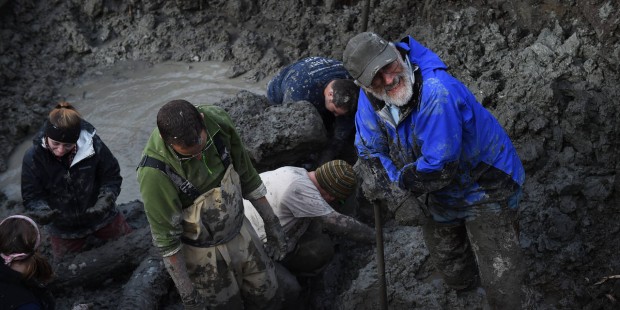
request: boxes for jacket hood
[396,35,448,74]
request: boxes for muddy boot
[422,219,479,291]
[466,206,524,310]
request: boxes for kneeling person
[244,160,375,275]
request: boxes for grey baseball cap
[343,32,398,88]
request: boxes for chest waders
[138,136,278,309]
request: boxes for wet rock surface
[216,90,328,171]
[1,0,619,309]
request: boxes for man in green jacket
[137,100,288,310]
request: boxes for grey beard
[377,79,413,107]
[368,62,414,107]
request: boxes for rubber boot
[422,219,479,291]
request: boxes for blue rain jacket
[355,36,525,208]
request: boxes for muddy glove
[398,163,422,193]
[85,192,116,218]
[182,289,209,310]
[261,215,289,261]
[400,162,457,194]
[251,197,288,260]
[26,202,59,225]
[263,221,289,261]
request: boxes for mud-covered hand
[182,289,209,310]
[263,220,289,261]
[163,253,207,310]
[400,161,457,194]
[398,163,420,193]
[251,197,288,260]
[26,201,59,225]
[85,191,116,217]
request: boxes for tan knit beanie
[315,160,356,200]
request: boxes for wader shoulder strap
[212,134,231,169]
[138,156,202,201]
[136,134,232,203]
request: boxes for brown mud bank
[1,0,619,309]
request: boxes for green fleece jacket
[137,105,266,257]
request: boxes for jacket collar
[37,120,97,167]
[364,58,423,127]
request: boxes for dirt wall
[1,0,619,309]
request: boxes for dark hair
[0,217,53,283]
[157,100,204,147]
[331,79,359,114]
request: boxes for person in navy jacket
[267,57,360,166]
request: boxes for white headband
[0,215,41,266]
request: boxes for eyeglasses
[171,136,213,161]
[368,60,402,90]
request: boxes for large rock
[216,90,328,171]
[1,0,619,308]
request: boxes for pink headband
[0,215,41,266]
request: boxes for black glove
[398,163,419,192]
[85,192,116,217]
[26,202,59,225]
[182,289,209,310]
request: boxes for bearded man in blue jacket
[343,32,526,310]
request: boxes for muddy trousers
[183,219,280,310]
[50,213,132,259]
[422,205,524,310]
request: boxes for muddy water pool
[0,61,268,204]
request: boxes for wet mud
[1,0,619,309]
